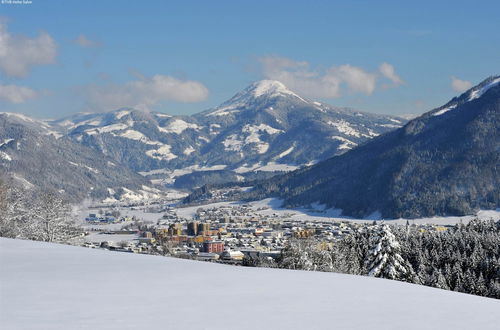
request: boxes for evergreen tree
[365,224,414,281]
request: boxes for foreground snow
[1,238,499,330]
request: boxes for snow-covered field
[176,198,500,225]
[75,198,500,230]
[1,238,499,330]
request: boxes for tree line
[245,220,500,299]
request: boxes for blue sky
[0,0,499,118]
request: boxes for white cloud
[333,64,377,94]
[259,56,400,98]
[0,84,37,103]
[87,74,209,111]
[0,21,57,77]
[74,34,100,48]
[451,76,472,93]
[259,56,342,98]
[379,62,404,85]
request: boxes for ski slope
[1,238,499,330]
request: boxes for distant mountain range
[0,80,406,201]
[0,113,154,202]
[52,80,406,187]
[227,76,500,218]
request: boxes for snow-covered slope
[431,75,500,116]
[0,113,152,202]
[1,238,498,330]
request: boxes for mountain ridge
[0,112,155,202]
[193,76,500,218]
[50,80,407,188]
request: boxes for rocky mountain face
[0,113,156,202]
[52,80,406,187]
[236,76,500,219]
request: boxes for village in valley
[75,198,457,264]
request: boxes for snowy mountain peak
[205,80,307,117]
[249,80,300,99]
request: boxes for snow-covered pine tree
[279,239,333,271]
[365,224,414,281]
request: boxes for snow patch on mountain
[240,124,282,154]
[276,145,295,159]
[433,104,457,116]
[159,119,200,134]
[154,113,171,118]
[243,123,283,136]
[139,164,228,185]
[233,163,260,173]
[222,134,244,152]
[209,123,221,135]
[331,136,358,150]
[68,161,100,174]
[114,110,130,119]
[1,112,39,124]
[256,162,299,172]
[0,151,12,161]
[206,105,241,117]
[234,162,299,173]
[255,142,269,154]
[63,118,103,130]
[85,123,129,135]
[377,123,401,128]
[0,138,14,148]
[116,130,161,145]
[145,145,177,161]
[183,146,195,155]
[327,120,361,137]
[84,165,99,174]
[468,77,500,101]
[366,129,379,137]
[141,185,161,193]
[198,136,210,143]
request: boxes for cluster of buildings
[85,212,135,224]
[85,213,118,224]
[82,203,454,264]
[138,204,363,262]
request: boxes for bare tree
[29,192,79,242]
[0,180,31,238]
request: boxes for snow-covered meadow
[174,198,500,225]
[1,238,499,330]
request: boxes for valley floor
[78,198,500,230]
[173,198,500,225]
[1,238,499,330]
